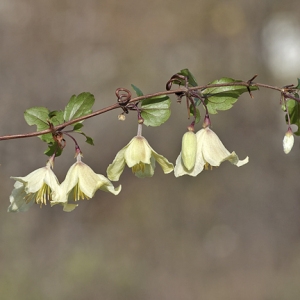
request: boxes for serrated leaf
[203,77,258,114]
[141,95,171,127]
[286,98,300,135]
[64,92,95,122]
[24,107,53,142]
[24,107,50,128]
[131,84,144,96]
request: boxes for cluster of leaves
[133,68,258,127]
[24,93,95,156]
[24,69,261,158]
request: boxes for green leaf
[171,69,198,88]
[189,105,201,124]
[296,78,300,89]
[73,123,84,131]
[141,95,171,127]
[178,69,198,87]
[24,107,53,142]
[64,92,95,122]
[44,142,63,157]
[39,134,53,143]
[80,132,94,145]
[286,97,300,135]
[203,77,258,114]
[49,110,64,126]
[131,84,144,96]
[24,107,50,129]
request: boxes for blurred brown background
[1,0,300,299]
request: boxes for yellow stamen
[204,163,213,170]
[25,183,53,207]
[132,162,145,173]
[71,183,90,201]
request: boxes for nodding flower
[175,127,249,177]
[51,153,121,212]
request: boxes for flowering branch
[0,77,299,141]
[5,68,300,212]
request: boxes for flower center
[132,162,145,173]
[204,163,213,170]
[70,183,90,201]
[25,183,52,207]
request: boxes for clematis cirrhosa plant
[51,151,121,212]
[8,156,61,212]
[107,124,174,181]
[174,126,249,177]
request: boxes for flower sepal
[51,154,121,211]
[107,127,174,181]
[8,158,61,212]
[175,127,249,177]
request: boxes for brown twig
[0,80,298,141]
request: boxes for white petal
[76,163,103,198]
[174,153,187,177]
[106,147,127,181]
[12,168,48,193]
[199,128,249,168]
[7,181,35,212]
[98,174,122,195]
[174,151,205,177]
[151,151,174,174]
[201,128,231,166]
[56,160,122,206]
[124,136,152,167]
[59,163,79,197]
[220,151,249,167]
[63,203,78,212]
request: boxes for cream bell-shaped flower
[175,127,249,177]
[8,159,60,212]
[107,126,174,181]
[51,154,121,212]
[283,128,294,154]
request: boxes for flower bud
[118,114,126,121]
[181,131,197,171]
[283,129,294,154]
